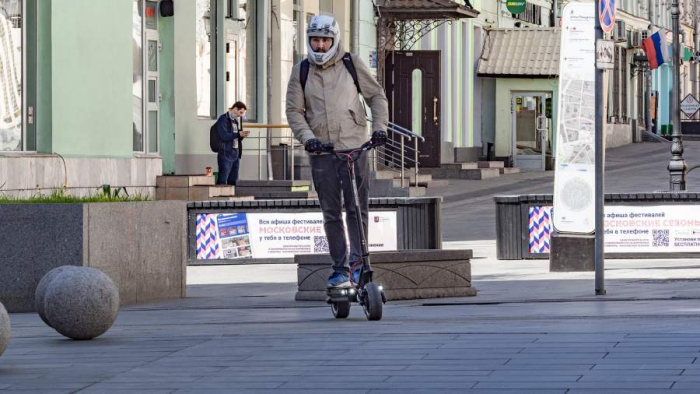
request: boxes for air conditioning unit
[614,20,627,43]
[630,31,642,48]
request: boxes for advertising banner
[529,205,700,254]
[217,213,253,259]
[604,206,700,253]
[196,211,398,260]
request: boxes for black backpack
[210,123,220,153]
[300,53,361,94]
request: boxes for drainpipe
[352,0,360,54]
[496,0,502,28]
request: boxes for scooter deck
[326,286,359,303]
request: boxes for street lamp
[668,0,688,191]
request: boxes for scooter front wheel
[331,301,351,319]
[362,283,383,321]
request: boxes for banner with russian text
[603,205,700,253]
[195,211,398,260]
[529,205,700,254]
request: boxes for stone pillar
[549,233,595,272]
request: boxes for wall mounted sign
[507,0,527,15]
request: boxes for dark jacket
[216,113,245,159]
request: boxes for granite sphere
[35,265,81,327]
[43,267,119,340]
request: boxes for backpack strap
[300,59,309,92]
[342,53,361,94]
[300,54,361,94]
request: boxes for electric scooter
[322,140,387,321]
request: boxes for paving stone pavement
[3,142,700,393]
[5,254,700,393]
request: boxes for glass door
[512,92,552,171]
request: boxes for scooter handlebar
[320,140,375,154]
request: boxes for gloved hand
[371,130,388,147]
[305,138,324,153]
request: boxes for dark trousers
[217,149,240,186]
[310,153,369,274]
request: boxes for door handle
[433,97,438,125]
[536,116,547,131]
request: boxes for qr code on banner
[314,236,330,253]
[653,229,670,247]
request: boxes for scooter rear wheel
[362,283,383,321]
[331,301,351,319]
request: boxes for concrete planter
[188,197,443,265]
[495,193,700,260]
[0,201,187,312]
[295,250,476,301]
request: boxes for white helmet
[306,15,340,66]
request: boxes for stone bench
[295,250,477,301]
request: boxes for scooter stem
[347,156,372,286]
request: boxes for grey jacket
[285,44,389,150]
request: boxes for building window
[203,0,258,121]
[133,1,144,151]
[196,0,212,118]
[133,0,159,153]
[609,46,628,123]
[513,3,542,26]
[293,1,304,65]
[0,0,23,152]
[319,0,333,15]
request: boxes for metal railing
[239,121,424,188]
[374,121,425,188]
[242,124,296,181]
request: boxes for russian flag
[643,30,670,70]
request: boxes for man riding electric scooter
[285,15,388,290]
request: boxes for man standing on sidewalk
[285,15,388,288]
[216,101,249,186]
